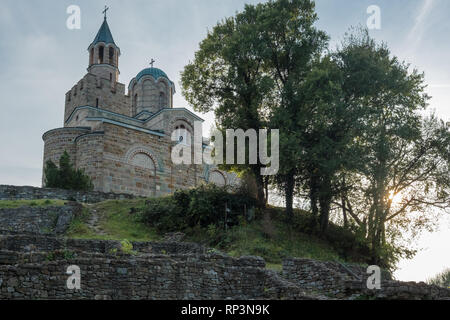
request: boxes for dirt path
[85,204,107,236]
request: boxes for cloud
[407,0,436,49]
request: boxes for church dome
[135,67,171,83]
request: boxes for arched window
[98,46,104,64]
[109,47,115,65]
[130,153,156,175]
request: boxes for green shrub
[44,151,93,191]
[120,239,136,255]
[139,184,257,233]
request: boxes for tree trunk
[253,168,266,207]
[309,176,319,230]
[318,178,332,235]
[264,176,269,205]
[341,195,348,228]
[285,172,295,223]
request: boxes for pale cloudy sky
[0,0,448,281]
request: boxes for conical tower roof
[91,17,116,46]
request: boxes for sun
[388,190,403,206]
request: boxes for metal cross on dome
[102,5,109,19]
[150,59,155,68]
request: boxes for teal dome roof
[135,67,171,83]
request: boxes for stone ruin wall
[283,258,450,300]
[0,185,134,203]
[0,234,309,300]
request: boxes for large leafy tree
[181,4,275,205]
[332,31,450,267]
[256,0,328,222]
[181,0,328,211]
[288,55,362,233]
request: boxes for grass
[187,218,341,265]
[67,199,159,242]
[65,199,360,266]
[0,199,66,209]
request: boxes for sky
[0,0,448,282]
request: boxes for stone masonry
[0,185,134,203]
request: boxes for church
[42,16,237,197]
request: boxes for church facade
[42,17,237,197]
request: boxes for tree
[44,151,93,191]
[332,30,450,267]
[181,0,328,213]
[181,4,274,205]
[255,0,328,222]
[290,55,361,234]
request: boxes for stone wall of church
[100,123,207,196]
[64,73,130,123]
[75,133,105,191]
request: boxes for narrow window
[133,94,138,109]
[98,46,104,64]
[109,47,114,65]
[96,98,99,108]
[159,92,165,108]
[110,73,112,81]
[90,48,94,65]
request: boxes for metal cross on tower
[150,59,155,68]
[102,6,109,19]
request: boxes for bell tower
[87,9,120,83]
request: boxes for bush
[427,268,450,288]
[120,239,136,255]
[139,184,257,233]
[44,151,93,191]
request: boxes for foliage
[120,239,136,255]
[44,151,93,191]
[138,184,257,233]
[330,29,450,267]
[427,268,450,288]
[66,207,92,237]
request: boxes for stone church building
[42,17,236,197]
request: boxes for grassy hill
[65,198,369,270]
